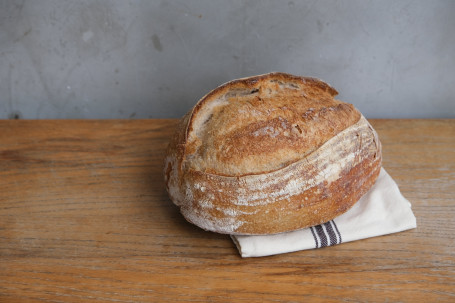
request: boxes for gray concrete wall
[1,0,454,119]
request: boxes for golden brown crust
[184,73,360,176]
[164,72,382,235]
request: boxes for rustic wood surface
[0,119,454,302]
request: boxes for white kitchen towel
[231,168,417,258]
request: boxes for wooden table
[1,119,454,302]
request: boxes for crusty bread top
[184,72,361,176]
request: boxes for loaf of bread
[164,72,382,235]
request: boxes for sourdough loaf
[164,72,382,235]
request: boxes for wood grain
[0,119,454,302]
